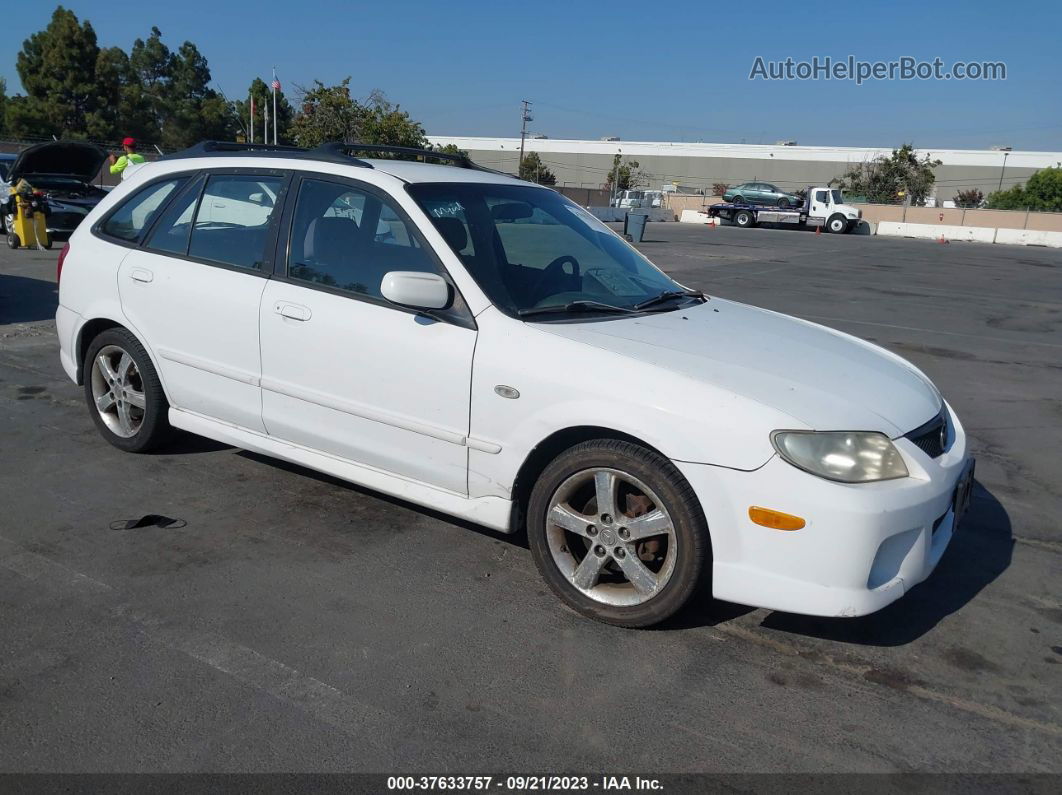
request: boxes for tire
[776,197,790,209]
[731,195,745,205]
[826,213,848,234]
[734,209,755,228]
[7,232,19,249]
[83,327,172,453]
[527,439,709,628]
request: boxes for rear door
[258,174,476,494]
[115,169,289,432]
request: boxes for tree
[833,144,941,204]
[953,188,984,208]
[603,154,648,192]
[0,77,6,136]
[711,182,729,197]
[986,165,1062,211]
[8,6,101,138]
[129,25,173,137]
[519,151,556,185]
[86,46,157,142]
[290,79,429,150]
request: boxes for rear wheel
[528,440,709,628]
[83,328,172,452]
[734,209,755,228]
[731,195,745,204]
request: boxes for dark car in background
[2,142,108,237]
[723,181,803,208]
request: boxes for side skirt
[169,408,515,533]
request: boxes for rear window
[187,174,284,270]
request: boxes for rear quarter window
[99,178,186,243]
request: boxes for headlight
[771,431,908,483]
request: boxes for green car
[723,182,803,208]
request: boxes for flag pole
[272,67,279,145]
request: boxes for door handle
[130,268,154,283]
[274,302,311,321]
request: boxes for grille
[905,409,948,458]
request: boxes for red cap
[122,137,137,148]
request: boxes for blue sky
[4,0,1061,150]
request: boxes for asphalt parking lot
[1,224,1060,773]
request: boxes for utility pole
[997,151,1009,192]
[518,100,533,174]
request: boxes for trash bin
[625,211,649,243]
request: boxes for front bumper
[676,402,973,617]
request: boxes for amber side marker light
[749,506,806,531]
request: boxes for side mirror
[380,271,451,310]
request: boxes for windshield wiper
[632,289,706,311]
[517,300,638,318]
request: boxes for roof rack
[163,140,512,177]
[312,142,475,168]
[163,140,372,167]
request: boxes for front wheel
[826,214,848,234]
[528,440,709,628]
[83,328,172,452]
[776,197,790,208]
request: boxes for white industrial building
[426,136,1062,200]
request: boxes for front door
[117,170,287,432]
[810,189,832,219]
[258,175,476,494]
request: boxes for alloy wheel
[90,345,146,438]
[545,467,677,607]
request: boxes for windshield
[831,189,844,203]
[408,182,690,318]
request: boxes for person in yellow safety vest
[108,137,147,180]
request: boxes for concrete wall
[853,204,1062,232]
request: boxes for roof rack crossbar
[312,142,475,168]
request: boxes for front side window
[815,190,829,203]
[187,174,284,269]
[287,178,438,298]
[409,183,691,318]
[100,178,185,243]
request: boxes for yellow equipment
[6,179,51,250]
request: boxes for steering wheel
[531,255,581,303]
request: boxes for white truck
[708,186,863,233]
[613,189,663,209]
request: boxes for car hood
[535,299,941,437]
[10,141,107,183]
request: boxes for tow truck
[707,186,863,233]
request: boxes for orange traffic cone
[937,234,948,244]
[815,226,821,236]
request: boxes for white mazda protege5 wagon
[55,141,975,627]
